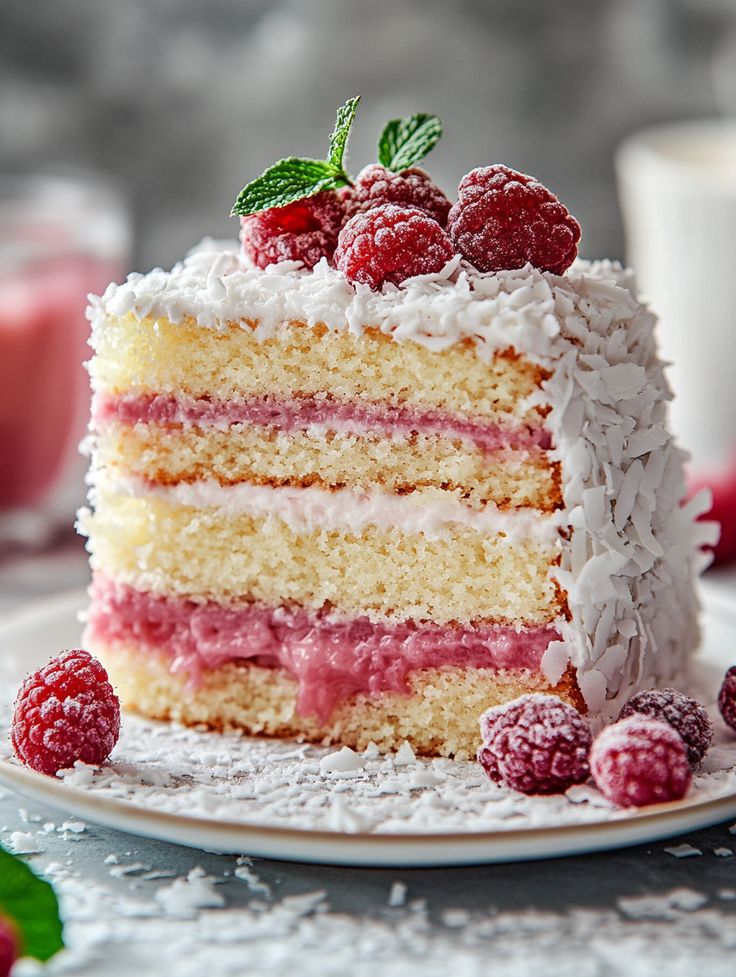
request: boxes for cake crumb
[387,881,407,908]
[663,843,702,858]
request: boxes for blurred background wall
[3,0,736,269]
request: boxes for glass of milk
[617,120,736,563]
[0,172,131,548]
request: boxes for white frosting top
[87,241,719,717]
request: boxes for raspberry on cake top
[79,98,717,758]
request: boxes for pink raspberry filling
[87,578,562,722]
[92,392,552,454]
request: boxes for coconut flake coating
[477,693,591,795]
[617,687,713,765]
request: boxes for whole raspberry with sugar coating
[12,649,120,776]
[590,716,691,807]
[718,666,736,731]
[240,189,346,270]
[447,164,581,274]
[0,918,17,977]
[477,693,592,795]
[335,204,455,290]
[617,688,713,765]
[348,165,451,226]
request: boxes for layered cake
[79,101,716,757]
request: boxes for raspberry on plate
[718,666,736,731]
[0,918,16,977]
[12,649,121,776]
[347,165,451,226]
[477,693,592,795]
[240,190,346,270]
[617,687,713,765]
[590,716,691,808]
[335,204,455,290]
[447,164,581,275]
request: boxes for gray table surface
[2,541,736,977]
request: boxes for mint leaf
[327,95,361,172]
[230,157,346,217]
[0,848,63,962]
[378,113,443,172]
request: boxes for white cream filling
[106,476,562,543]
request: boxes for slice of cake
[79,100,716,758]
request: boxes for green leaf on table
[230,157,346,217]
[327,95,361,172]
[0,847,64,962]
[377,113,443,172]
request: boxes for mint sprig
[231,96,360,217]
[0,847,64,962]
[377,113,443,172]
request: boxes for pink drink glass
[0,173,131,544]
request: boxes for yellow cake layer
[82,492,564,625]
[91,315,551,423]
[95,425,562,512]
[96,641,584,759]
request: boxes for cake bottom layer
[97,642,585,759]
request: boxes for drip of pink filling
[93,392,551,454]
[88,578,561,723]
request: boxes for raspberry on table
[718,666,736,731]
[617,687,713,765]
[11,649,121,776]
[240,190,346,270]
[590,716,691,808]
[476,693,592,795]
[335,204,455,290]
[447,164,581,275]
[347,165,451,226]
[0,918,17,977]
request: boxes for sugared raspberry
[0,918,17,977]
[617,688,713,766]
[447,164,581,275]
[477,694,592,795]
[12,649,120,776]
[347,165,451,226]
[240,190,346,270]
[590,716,691,808]
[718,666,736,731]
[335,204,455,290]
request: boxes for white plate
[0,588,735,867]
